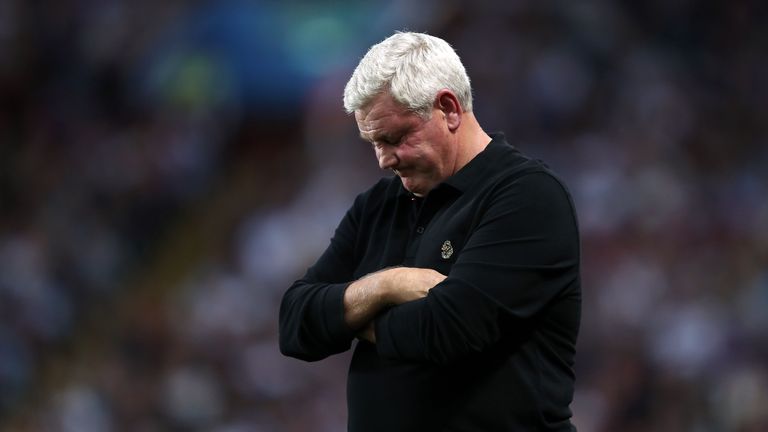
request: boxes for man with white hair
[280,31,581,431]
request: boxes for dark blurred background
[1,0,767,431]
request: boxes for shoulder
[356,175,401,200]
[349,175,404,213]
[487,140,572,198]
[482,144,577,220]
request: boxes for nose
[376,145,398,170]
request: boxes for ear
[434,90,462,132]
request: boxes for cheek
[406,146,437,168]
[394,144,417,164]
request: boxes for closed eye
[381,134,403,146]
[362,129,407,148]
[370,137,395,149]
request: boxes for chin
[402,180,429,197]
[400,171,438,192]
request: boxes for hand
[382,267,447,305]
[357,322,376,343]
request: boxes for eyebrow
[360,128,407,144]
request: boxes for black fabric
[279,134,581,431]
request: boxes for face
[355,92,458,196]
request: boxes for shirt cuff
[327,282,358,343]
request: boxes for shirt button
[416,226,425,234]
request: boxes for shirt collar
[443,132,510,193]
[397,132,512,198]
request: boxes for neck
[454,112,492,172]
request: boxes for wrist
[376,267,401,306]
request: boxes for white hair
[343,32,473,117]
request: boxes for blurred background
[1,0,767,431]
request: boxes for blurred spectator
[1,0,766,431]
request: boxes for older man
[280,31,581,431]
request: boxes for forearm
[343,270,392,330]
[279,280,357,361]
[280,266,439,357]
[344,267,446,340]
[374,280,502,364]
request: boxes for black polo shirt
[280,134,581,431]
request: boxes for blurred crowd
[1,1,767,431]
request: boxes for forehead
[355,93,419,139]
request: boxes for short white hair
[343,32,473,117]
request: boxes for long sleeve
[374,172,581,364]
[278,196,362,362]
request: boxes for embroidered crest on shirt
[441,240,454,259]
